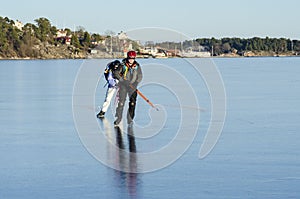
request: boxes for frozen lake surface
[0,58,300,198]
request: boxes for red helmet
[127,50,137,59]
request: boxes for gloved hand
[108,78,116,87]
[107,71,116,87]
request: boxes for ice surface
[0,58,300,198]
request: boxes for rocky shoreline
[1,42,299,60]
[1,51,299,60]
[0,43,86,60]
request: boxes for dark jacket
[104,60,122,81]
[119,58,143,87]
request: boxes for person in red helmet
[114,50,143,126]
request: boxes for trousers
[115,85,137,123]
[101,86,117,113]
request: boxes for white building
[14,20,24,30]
[56,29,67,38]
[118,31,128,40]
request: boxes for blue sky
[1,0,299,40]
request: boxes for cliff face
[1,41,299,60]
[243,51,297,57]
[34,43,86,59]
[0,42,86,60]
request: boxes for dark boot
[114,117,122,126]
[97,110,105,118]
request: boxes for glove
[108,78,116,87]
[107,71,116,87]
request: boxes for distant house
[91,41,100,45]
[181,46,211,57]
[65,37,71,45]
[55,29,72,45]
[14,20,24,30]
[140,46,168,58]
[88,49,98,54]
[118,31,128,40]
[56,29,67,38]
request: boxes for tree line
[153,38,300,56]
[0,16,104,58]
[196,37,300,56]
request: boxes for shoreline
[1,55,300,60]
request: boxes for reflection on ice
[101,118,140,198]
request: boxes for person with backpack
[114,51,143,126]
[97,60,122,118]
